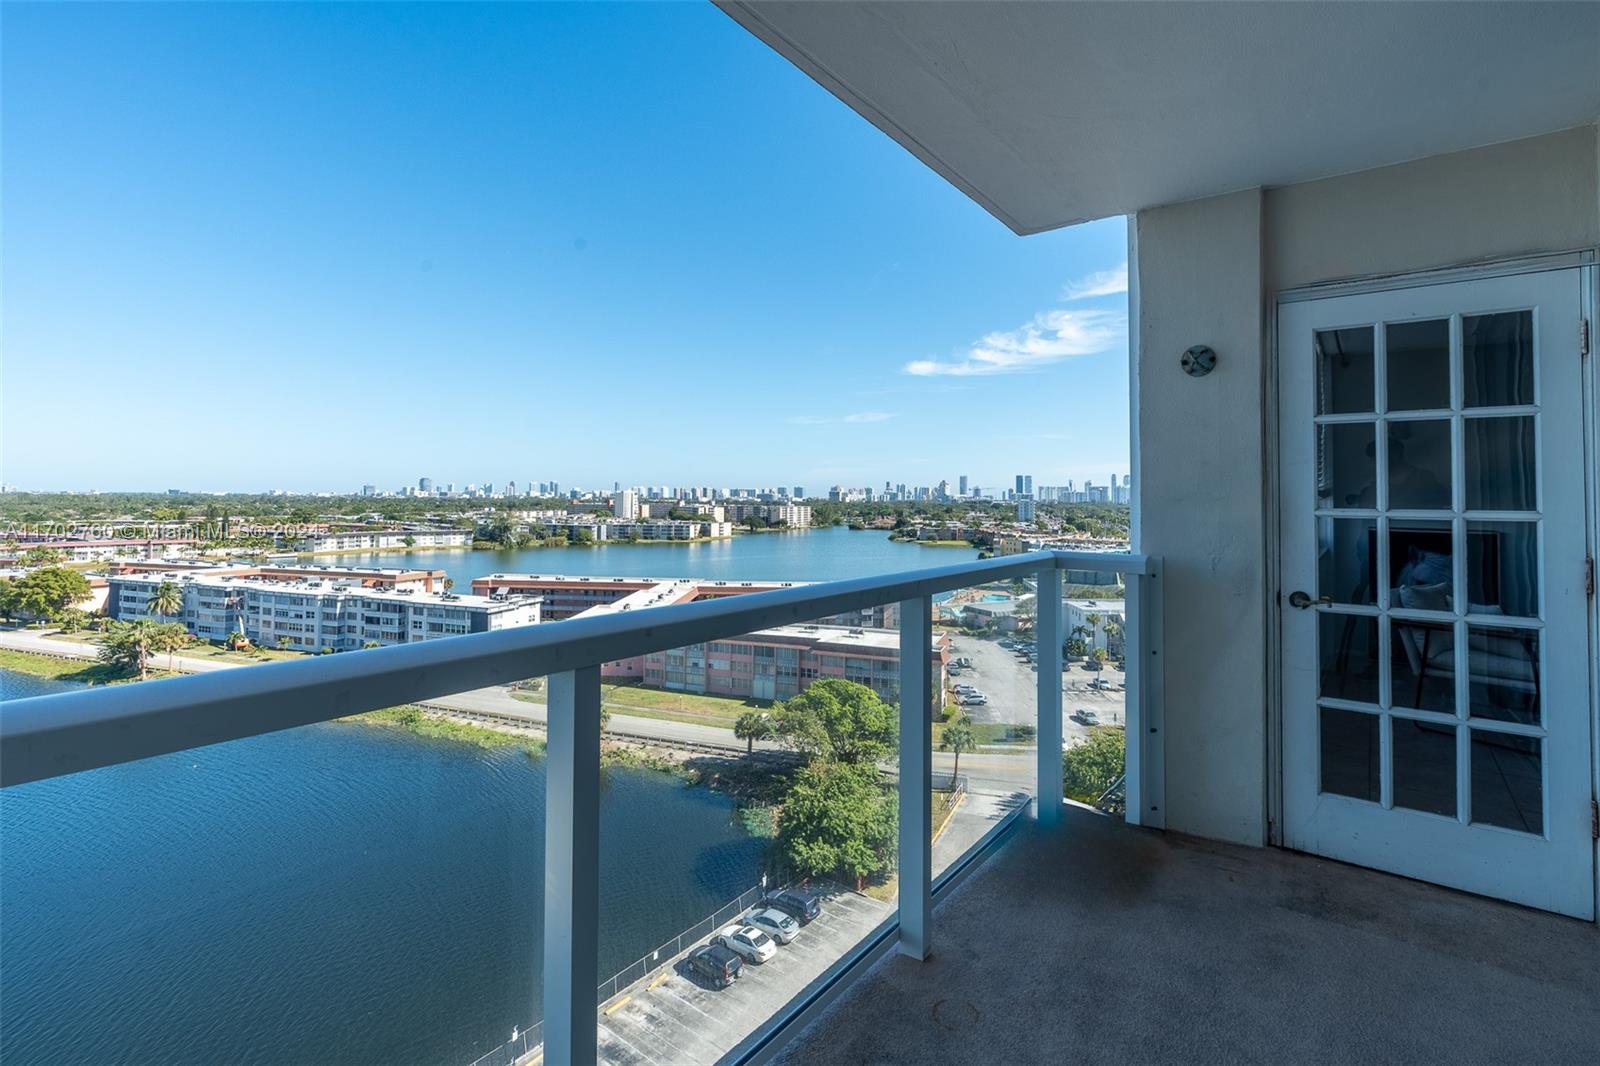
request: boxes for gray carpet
[772,808,1600,1065]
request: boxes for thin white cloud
[903,307,1124,378]
[785,411,896,425]
[1061,262,1128,301]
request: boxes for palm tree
[147,580,184,621]
[154,622,190,672]
[940,713,978,782]
[734,711,775,754]
[1102,619,1124,658]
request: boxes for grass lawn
[0,647,174,685]
[44,631,306,664]
[512,681,763,730]
[351,705,544,753]
[933,719,1032,747]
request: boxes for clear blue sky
[2,1,1129,495]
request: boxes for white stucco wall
[1132,188,1268,846]
[1132,126,1598,849]
[1265,125,1599,291]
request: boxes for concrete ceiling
[718,1,1600,234]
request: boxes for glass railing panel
[592,602,901,1064]
[1060,575,1129,814]
[0,671,553,1066]
[933,578,1038,876]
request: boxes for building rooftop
[116,570,526,610]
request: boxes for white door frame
[1268,249,1599,920]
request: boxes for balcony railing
[0,548,1160,1066]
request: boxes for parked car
[954,684,977,694]
[687,944,743,989]
[714,924,777,963]
[957,657,972,667]
[767,888,822,925]
[959,694,988,706]
[745,907,800,944]
[1072,709,1102,726]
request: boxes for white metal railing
[0,548,1161,1066]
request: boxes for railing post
[1124,562,1165,828]
[1035,565,1063,826]
[544,666,601,1066]
[897,595,933,960]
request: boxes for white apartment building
[612,489,639,521]
[721,501,812,527]
[295,529,471,553]
[109,571,538,650]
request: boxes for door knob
[1288,590,1329,609]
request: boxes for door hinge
[1583,318,1592,358]
[1592,799,1599,841]
[1587,556,1596,600]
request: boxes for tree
[1102,619,1124,657]
[6,566,92,621]
[98,619,164,680]
[1063,727,1125,803]
[1091,647,1109,670]
[152,622,191,672]
[773,679,897,765]
[940,714,978,782]
[734,711,775,754]
[777,761,897,889]
[20,546,64,567]
[146,580,184,621]
[401,535,417,548]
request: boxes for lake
[0,669,765,1065]
[308,525,978,585]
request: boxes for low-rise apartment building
[294,528,471,553]
[623,622,946,705]
[109,571,537,650]
[721,501,812,527]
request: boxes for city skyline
[2,3,1130,491]
[1,470,1133,501]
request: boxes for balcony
[1,549,1155,1065]
[772,807,1600,1065]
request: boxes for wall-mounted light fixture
[1180,344,1217,377]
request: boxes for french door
[1278,267,1595,919]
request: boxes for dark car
[767,889,822,925]
[686,944,743,989]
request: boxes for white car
[744,907,799,944]
[714,924,777,963]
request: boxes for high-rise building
[614,489,639,521]
[419,477,433,493]
[1015,474,1033,496]
[1017,496,1036,521]
[360,484,377,496]
[958,475,969,496]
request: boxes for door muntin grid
[1310,308,1546,836]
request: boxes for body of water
[0,669,764,1065]
[310,525,978,586]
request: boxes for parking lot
[945,631,1127,749]
[594,884,892,1065]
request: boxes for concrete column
[1035,566,1063,825]
[897,595,933,960]
[544,666,601,1066]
